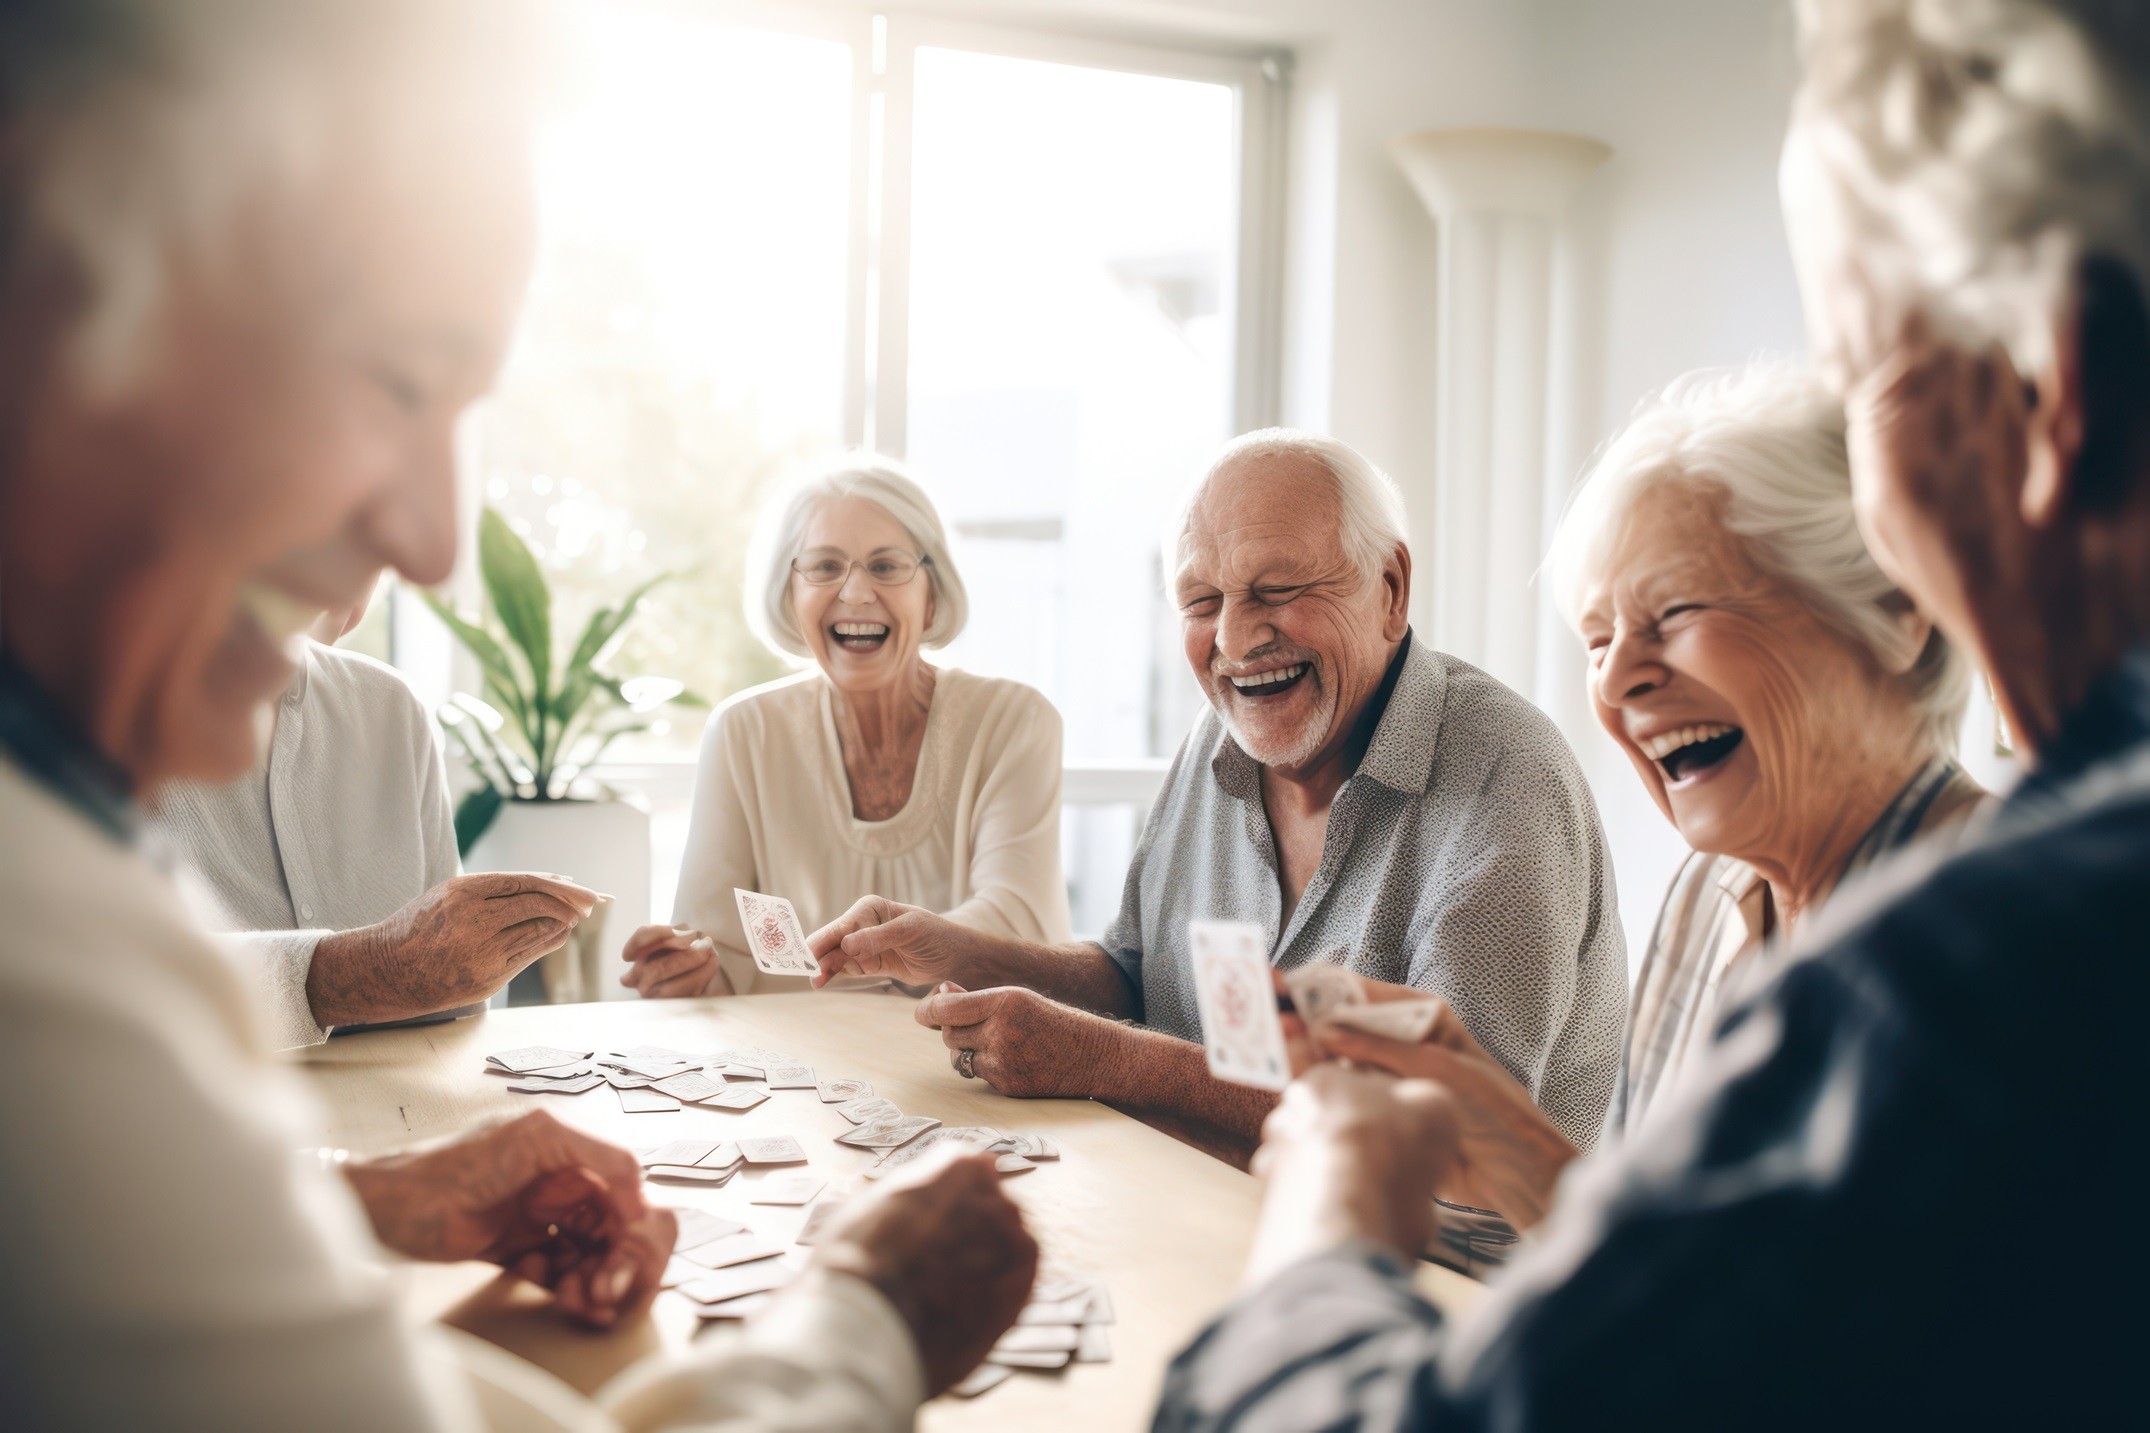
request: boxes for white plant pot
[466,797,651,1003]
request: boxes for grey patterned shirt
[1101,636,1627,1147]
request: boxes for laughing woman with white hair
[621,457,1071,997]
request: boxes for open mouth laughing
[1640,722,1745,786]
[1225,661,1310,700]
[831,621,889,654]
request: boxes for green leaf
[478,508,553,707]
[563,570,672,685]
[417,588,529,726]
[453,784,505,858]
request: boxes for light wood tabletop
[296,992,1482,1431]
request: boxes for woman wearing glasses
[622,456,1072,996]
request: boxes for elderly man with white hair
[810,428,1627,1164]
[1153,2,2145,1427]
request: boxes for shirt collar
[0,645,138,843]
[1209,632,1437,799]
[2010,643,2150,808]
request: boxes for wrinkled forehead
[799,492,914,554]
[1175,454,1346,586]
[1574,477,1765,617]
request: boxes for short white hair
[1174,427,1411,582]
[1544,360,1971,748]
[0,0,540,394]
[745,455,969,660]
[1790,0,2150,376]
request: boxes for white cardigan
[0,756,924,1432]
[677,667,1072,994]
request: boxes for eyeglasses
[790,548,930,587]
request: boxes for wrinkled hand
[1307,993,1577,1230]
[619,923,733,999]
[344,1109,674,1328]
[914,983,1118,1098]
[814,1149,1038,1397]
[809,897,982,988]
[1244,1063,1458,1285]
[309,872,601,1027]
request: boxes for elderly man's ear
[1380,543,1412,640]
[2024,254,2150,528]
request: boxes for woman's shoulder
[931,668,1062,747]
[710,669,823,729]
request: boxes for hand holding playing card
[812,1148,1039,1397]
[343,1109,674,1328]
[913,983,1118,1099]
[807,895,978,988]
[1307,991,1578,1230]
[1244,1063,1459,1287]
[619,923,733,999]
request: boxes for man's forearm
[1087,1025,1277,1169]
[963,938,1138,1019]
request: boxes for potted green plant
[422,506,703,1000]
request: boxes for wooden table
[297,993,1483,1430]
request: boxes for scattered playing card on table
[986,1347,1073,1370]
[600,1054,697,1079]
[671,1209,750,1251]
[662,1255,701,1289]
[486,1045,593,1073]
[679,1261,795,1305]
[737,1136,807,1165]
[995,1324,1082,1354]
[1188,919,1290,1091]
[704,1084,770,1113]
[836,1116,940,1150]
[647,1165,732,1184]
[508,1072,601,1094]
[651,1069,729,1103]
[1325,997,1443,1043]
[714,1063,766,1081]
[764,1064,816,1089]
[677,1231,783,1269]
[603,1068,660,1089]
[999,1132,1060,1160]
[618,1087,681,1113]
[835,1096,903,1125]
[732,889,821,977]
[619,1044,694,1063]
[862,1126,998,1178]
[517,1061,594,1079]
[817,1078,872,1103]
[640,1139,721,1168]
[749,1175,826,1205]
[951,1362,1014,1397]
[694,1292,776,1322]
[1077,1323,1112,1363]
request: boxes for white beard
[1212,674,1335,770]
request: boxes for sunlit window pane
[906,48,1239,764]
[475,4,854,745]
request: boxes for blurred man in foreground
[1154,1,2144,1425]
[0,1,1031,1426]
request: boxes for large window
[403,2,1285,933]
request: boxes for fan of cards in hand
[1186,920,1444,1091]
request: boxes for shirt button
[301,905,316,920]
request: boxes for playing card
[1284,962,1364,1024]
[1076,1323,1112,1363]
[835,1096,903,1125]
[651,1069,729,1103]
[748,1175,826,1206]
[999,1132,1060,1160]
[985,1347,1073,1369]
[764,1064,816,1089]
[677,1230,784,1269]
[618,1044,694,1063]
[994,1154,1037,1175]
[486,1045,592,1074]
[639,1139,721,1168]
[731,889,821,977]
[995,1324,1081,1354]
[793,1198,846,1246]
[714,1063,766,1081]
[617,1087,681,1113]
[737,1136,807,1165]
[603,1068,659,1089]
[599,1054,698,1079]
[816,1078,873,1103]
[861,1126,998,1179]
[671,1209,750,1251]
[694,1292,776,1321]
[950,1362,1014,1397]
[661,1255,701,1288]
[704,1084,770,1113]
[679,1261,795,1305]
[1326,997,1443,1043]
[507,1072,602,1094]
[516,1062,594,1079]
[835,1116,940,1150]
[1017,1297,1094,1326]
[1188,919,1290,1091]
[646,1164,733,1184]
